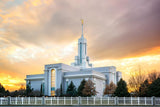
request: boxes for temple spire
[71,19,92,68]
[81,19,84,37]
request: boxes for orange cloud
[139,47,160,56]
[93,54,160,81]
[123,47,160,59]
[0,70,25,91]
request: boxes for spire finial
[81,19,83,25]
[81,19,84,37]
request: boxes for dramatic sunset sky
[0,0,160,91]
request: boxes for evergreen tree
[77,79,86,96]
[5,90,10,96]
[26,82,33,96]
[55,84,63,97]
[148,78,160,97]
[66,81,77,96]
[40,83,43,96]
[82,79,96,97]
[13,90,19,97]
[139,79,150,97]
[18,85,26,96]
[114,79,130,97]
[0,83,5,97]
[60,84,63,96]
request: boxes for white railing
[80,97,115,105]
[0,96,160,105]
[45,97,79,105]
[118,97,153,105]
[10,97,42,105]
[155,97,160,105]
[0,97,8,105]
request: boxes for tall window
[51,69,56,96]
[85,43,86,55]
[80,42,82,64]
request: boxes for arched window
[51,69,56,96]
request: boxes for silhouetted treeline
[0,83,10,96]
[1,71,160,97]
[0,83,42,97]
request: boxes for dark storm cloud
[87,0,160,59]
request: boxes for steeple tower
[81,19,84,37]
[71,20,92,68]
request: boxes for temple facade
[25,21,122,96]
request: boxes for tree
[55,88,61,97]
[40,83,43,96]
[139,79,150,97]
[66,81,77,97]
[128,67,146,96]
[18,85,26,96]
[77,79,86,96]
[29,90,41,96]
[82,79,96,97]
[147,78,160,97]
[26,82,33,96]
[104,84,110,95]
[114,79,130,97]
[11,90,19,97]
[56,84,63,97]
[0,83,5,97]
[10,85,26,97]
[5,90,10,96]
[148,71,160,83]
[60,84,63,96]
[104,81,116,96]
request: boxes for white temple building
[25,20,122,96]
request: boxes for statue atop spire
[81,19,84,25]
